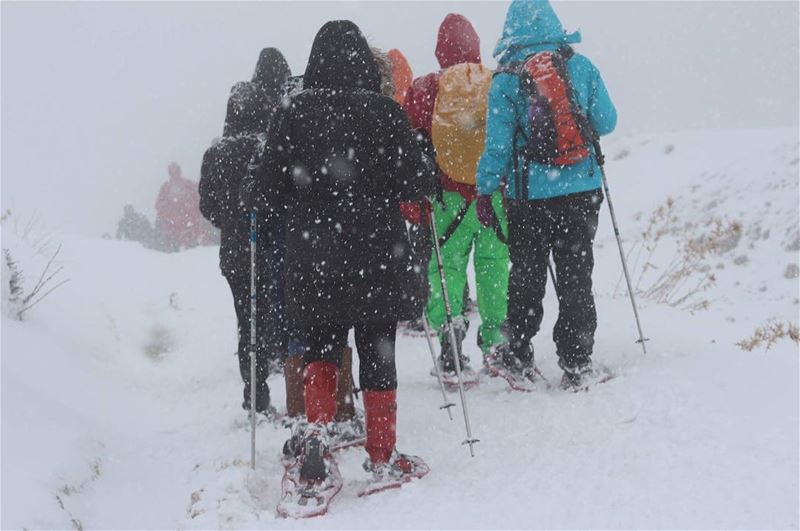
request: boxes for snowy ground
[2,128,798,529]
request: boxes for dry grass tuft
[737,320,800,352]
[621,197,742,310]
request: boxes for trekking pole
[547,259,558,297]
[592,138,648,355]
[249,211,257,469]
[428,201,479,456]
[420,315,455,421]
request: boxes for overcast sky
[2,1,798,236]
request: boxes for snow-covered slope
[2,128,798,529]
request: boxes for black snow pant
[305,322,398,391]
[407,222,432,319]
[224,266,272,410]
[505,189,603,371]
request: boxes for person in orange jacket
[387,49,413,105]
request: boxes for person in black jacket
[199,49,290,415]
[243,21,434,488]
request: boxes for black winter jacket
[199,49,290,274]
[243,21,435,325]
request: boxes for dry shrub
[737,320,800,351]
[619,197,742,310]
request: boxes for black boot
[437,317,471,373]
[485,342,541,392]
[242,384,276,419]
[559,360,594,390]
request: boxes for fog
[2,1,798,236]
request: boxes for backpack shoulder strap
[492,61,525,78]
[437,200,472,248]
[557,45,575,62]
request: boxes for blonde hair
[370,47,396,98]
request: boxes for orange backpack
[431,63,492,185]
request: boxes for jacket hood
[304,20,382,93]
[223,81,271,137]
[493,0,581,65]
[435,13,481,68]
[252,47,291,97]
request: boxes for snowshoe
[560,363,615,392]
[358,450,429,497]
[484,344,547,392]
[277,425,342,519]
[431,359,480,392]
[233,399,281,430]
[430,317,479,391]
[398,316,435,338]
[329,412,366,451]
[282,417,365,466]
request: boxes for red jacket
[155,168,205,249]
[403,13,482,204]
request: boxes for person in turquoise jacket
[475,0,617,390]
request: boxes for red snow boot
[363,390,397,463]
[359,390,428,496]
[304,361,337,424]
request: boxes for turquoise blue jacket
[476,0,617,200]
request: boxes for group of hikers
[116,162,217,251]
[199,0,616,514]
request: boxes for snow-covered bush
[1,212,68,320]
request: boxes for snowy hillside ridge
[600,127,799,347]
[1,128,798,530]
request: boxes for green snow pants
[426,190,509,353]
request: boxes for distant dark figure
[116,204,154,248]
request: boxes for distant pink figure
[155,162,204,251]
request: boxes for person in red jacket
[155,162,204,251]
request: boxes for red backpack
[506,46,594,167]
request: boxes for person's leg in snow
[473,191,509,356]
[550,190,603,387]
[283,320,365,453]
[496,190,604,389]
[353,321,428,494]
[262,214,289,373]
[289,324,348,485]
[425,192,475,378]
[224,268,272,415]
[504,199,552,364]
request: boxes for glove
[476,195,496,228]
[400,201,430,225]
